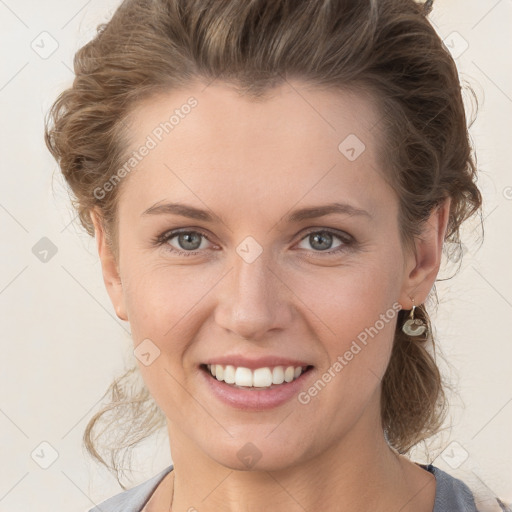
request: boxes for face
[94,80,447,472]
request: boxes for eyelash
[153,228,355,258]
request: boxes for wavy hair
[45,0,482,488]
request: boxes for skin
[91,80,450,511]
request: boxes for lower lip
[200,366,314,411]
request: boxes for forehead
[127,79,382,155]
[118,80,392,219]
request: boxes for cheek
[292,255,401,340]
[123,245,402,360]
[291,256,402,398]
[121,265,211,418]
[121,262,220,400]
[122,261,213,341]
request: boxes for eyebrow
[141,202,223,222]
[284,202,372,222]
[141,201,372,223]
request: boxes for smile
[203,364,312,389]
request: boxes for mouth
[200,363,314,390]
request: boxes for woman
[44,0,510,511]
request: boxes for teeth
[253,368,273,387]
[272,366,285,385]
[235,366,253,387]
[224,365,235,384]
[206,364,307,388]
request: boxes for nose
[214,249,293,341]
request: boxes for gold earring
[402,298,427,337]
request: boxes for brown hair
[45,0,482,487]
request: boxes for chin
[205,436,307,473]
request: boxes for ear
[90,209,128,322]
[399,196,451,309]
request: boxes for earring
[402,298,427,337]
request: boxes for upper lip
[201,355,313,370]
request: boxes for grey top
[88,463,511,512]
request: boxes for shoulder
[424,464,511,512]
[87,465,174,512]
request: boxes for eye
[153,227,355,257]
[155,229,214,256]
[295,229,353,255]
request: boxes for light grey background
[0,0,511,510]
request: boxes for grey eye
[170,232,204,251]
[298,231,344,252]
